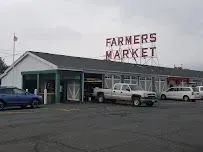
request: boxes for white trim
[28,52,58,70]
[0,51,58,79]
[61,68,203,80]
[0,52,28,79]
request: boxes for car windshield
[129,85,142,91]
[192,87,199,92]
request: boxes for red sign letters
[105,33,157,60]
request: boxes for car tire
[161,94,166,100]
[146,102,154,107]
[97,94,105,103]
[132,96,141,107]
[0,101,5,111]
[31,99,39,109]
[183,95,190,102]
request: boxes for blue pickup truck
[0,87,43,110]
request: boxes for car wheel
[31,99,39,109]
[161,94,166,100]
[132,96,141,107]
[146,102,154,107]
[97,94,105,103]
[0,101,5,111]
[183,95,190,102]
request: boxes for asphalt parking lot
[0,100,203,152]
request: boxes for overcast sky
[0,0,203,70]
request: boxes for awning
[167,76,190,82]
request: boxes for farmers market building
[1,51,203,104]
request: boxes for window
[114,84,121,90]
[13,88,25,94]
[167,88,175,92]
[122,85,130,91]
[173,88,178,91]
[129,85,141,91]
[182,88,191,91]
[124,75,130,84]
[0,88,14,94]
[201,87,203,91]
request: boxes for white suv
[161,87,200,102]
[196,86,203,99]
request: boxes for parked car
[93,83,157,107]
[196,86,203,99]
[0,87,43,110]
[160,87,200,102]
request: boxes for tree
[0,57,8,74]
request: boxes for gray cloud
[23,26,82,41]
[87,0,203,36]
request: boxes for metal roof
[29,51,203,79]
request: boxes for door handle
[113,91,115,93]
[121,92,123,93]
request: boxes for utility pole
[12,33,18,86]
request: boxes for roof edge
[0,51,58,79]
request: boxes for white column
[145,77,147,90]
[34,89,38,95]
[181,80,184,87]
[44,89,47,104]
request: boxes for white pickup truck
[93,83,157,107]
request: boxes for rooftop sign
[105,33,157,61]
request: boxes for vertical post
[55,70,60,104]
[102,74,105,88]
[152,76,155,92]
[80,72,84,102]
[34,89,37,95]
[111,74,114,89]
[121,75,124,83]
[12,33,16,86]
[130,76,132,84]
[137,76,140,86]
[145,77,147,90]
[159,77,161,93]
[44,89,47,104]
[22,74,25,89]
[37,74,40,93]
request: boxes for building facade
[1,51,203,104]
